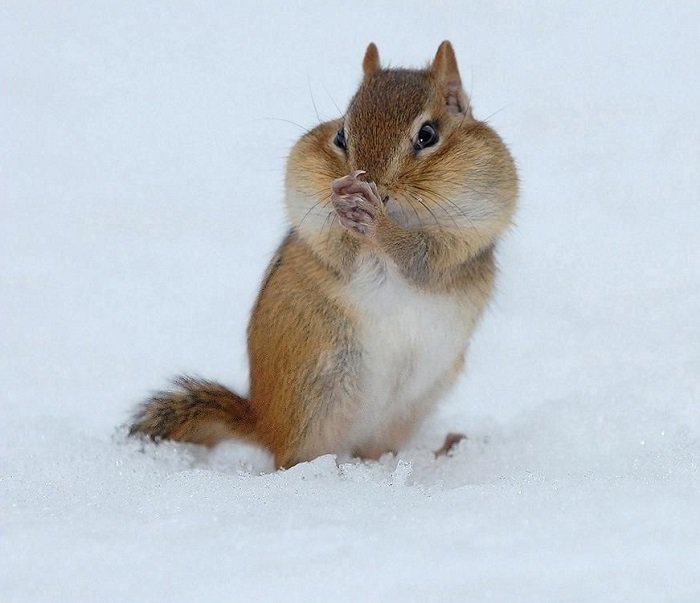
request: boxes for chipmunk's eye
[334,128,347,151]
[414,122,439,151]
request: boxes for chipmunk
[129,41,518,468]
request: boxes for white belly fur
[344,254,480,450]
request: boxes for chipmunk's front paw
[331,170,384,236]
[332,194,378,235]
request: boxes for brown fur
[128,42,518,468]
[129,376,256,447]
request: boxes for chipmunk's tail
[129,376,257,447]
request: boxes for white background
[2,2,699,602]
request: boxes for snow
[1,2,699,602]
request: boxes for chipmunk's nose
[372,183,390,205]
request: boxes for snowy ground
[2,2,699,602]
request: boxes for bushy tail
[129,376,257,447]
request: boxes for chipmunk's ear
[362,43,380,78]
[431,41,470,115]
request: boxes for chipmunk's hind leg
[129,376,258,447]
[434,432,466,457]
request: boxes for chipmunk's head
[286,41,517,246]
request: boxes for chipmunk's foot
[434,432,466,458]
[331,170,384,236]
